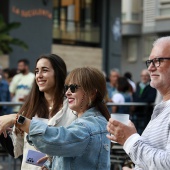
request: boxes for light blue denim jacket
[28,107,110,170]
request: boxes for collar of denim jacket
[80,107,102,118]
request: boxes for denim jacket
[28,107,110,170]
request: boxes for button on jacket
[28,107,110,170]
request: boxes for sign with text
[9,0,53,71]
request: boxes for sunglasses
[64,84,81,93]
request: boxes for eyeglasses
[146,57,170,68]
[64,84,80,93]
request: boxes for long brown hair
[65,67,110,121]
[18,54,67,119]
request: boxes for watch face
[18,115,25,124]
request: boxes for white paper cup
[111,113,129,125]
[110,113,129,143]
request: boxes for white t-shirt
[9,72,35,112]
[112,93,125,103]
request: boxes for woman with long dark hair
[0,54,76,170]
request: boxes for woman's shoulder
[77,109,107,128]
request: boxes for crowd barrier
[106,102,155,106]
[0,102,23,106]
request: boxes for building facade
[52,0,170,82]
[51,0,121,79]
[121,0,170,81]
[1,0,170,82]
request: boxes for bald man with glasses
[107,36,170,170]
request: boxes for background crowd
[0,57,159,135]
[0,50,162,170]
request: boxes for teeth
[38,81,45,85]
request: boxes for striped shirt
[123,100,170,170]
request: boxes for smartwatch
[17,115,26,125]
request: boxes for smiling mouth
[68,98,74,103]
[38,81,46,85]
[151,74,159,77]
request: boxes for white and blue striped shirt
[124,100,170,170]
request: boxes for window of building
[122,0,142,22]
[159,0,170,16]
[52,0,101,47]
[127,38,138,62]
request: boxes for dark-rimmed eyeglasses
[145,57,170,68]
[64,84,81,93]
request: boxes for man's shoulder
[28,72,35,77]
[24,72,35,79]
[12,73,23,80]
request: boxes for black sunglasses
[64,84,80,93]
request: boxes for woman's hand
[0,114,16,135]
[41,166,48,170]
[37,156,48,170]
[37,156,48,164]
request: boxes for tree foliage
[0,15,28,54]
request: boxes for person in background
[111,77,132,113]
[102,70,110,83]
[0,66,14,160]
[133,69,156,103]
[0,54,77,170]
[106,68,120,112]
[124,72,136,93]
[3,68,18,85]
[0,67,111,170]
[132,69,157,134]
[2,68,10,82]
[0,65,11,116]
[107,36,170,170]
[106,68,120,99]
[9,59,35,112]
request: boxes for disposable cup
[110,113,129,143]
[111,113,129,125]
